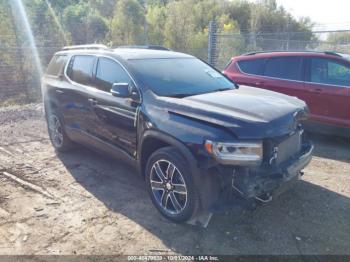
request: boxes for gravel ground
[0,103,349,255]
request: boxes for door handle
[55,89,64,94]
[88,98,97,106]
[313,88,323,93]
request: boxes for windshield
[129,58,235,97]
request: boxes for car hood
[157,86,308,139]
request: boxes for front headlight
[205,140,263,166]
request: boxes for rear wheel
[47,110,74,152]
[145,147,198,223]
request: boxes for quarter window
[264,57,303,81]
[46,55,68,76]
[68,55,95,85]
[95,58,131,92]
[310,58,350,87]
[237,59,265,75]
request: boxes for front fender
[139,129,221,211]
[139,129,198,172]
[139,111,234,211]
[150,112,235,164]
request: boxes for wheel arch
[138,130,198,179]
[139,130,220,214]
[44,97,59,118]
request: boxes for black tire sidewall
[46,109,72,152]
[145,147,198,223]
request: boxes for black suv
[42,44,313,223]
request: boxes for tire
[46,108,74,152]
[145,146,199,223]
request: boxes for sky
[276,0,350,31]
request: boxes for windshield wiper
[166,93,198,98]
[166,87,234,98]
[196,88,233,95]
[215,88,233,92]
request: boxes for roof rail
[243,50,295,56]
[324,51,342,57]
[62,44,110,51]
[243,51,262,56]
[116,45,170,51]
[243,50,343,57]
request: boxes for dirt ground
[0,103,349,255]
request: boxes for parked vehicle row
[42,45,313,223]
[223,51,350,136]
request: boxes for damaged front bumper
[210,141,313,211]
[233,142,313,199]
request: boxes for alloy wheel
[150,159,188,215]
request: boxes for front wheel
[145,147,198,223]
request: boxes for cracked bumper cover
[232,142,314,199]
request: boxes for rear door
[88,56,139,156]
[304,57,350,127]
[231,58,267,87]
[43,54,69,111]
[64,55,97,134]
[234,56,310,104]
[261,56,309,99]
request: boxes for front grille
[275,132,302,164]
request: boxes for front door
[305,57,350,127]
[88,57,139,156]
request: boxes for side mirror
[111,83,130,98]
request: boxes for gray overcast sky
[276,0,350,30]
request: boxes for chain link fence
[208,21,350,70]
[0,39,61,104]
[2,21,350,104]
[0,43,209,105]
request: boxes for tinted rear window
[237,59,265,75]
[264,57,303,80]
[68,55,95,85]
[46,55,68,76]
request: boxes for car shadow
[56,146,350,255]
[307,132,350,163]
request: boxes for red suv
[223,51,350,135]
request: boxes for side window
[264,57,303,81]
[237,59,265,75]
[68,55,95,85]
[311,58,350,87]
[46,55,68,76]
[95,57,131,92]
